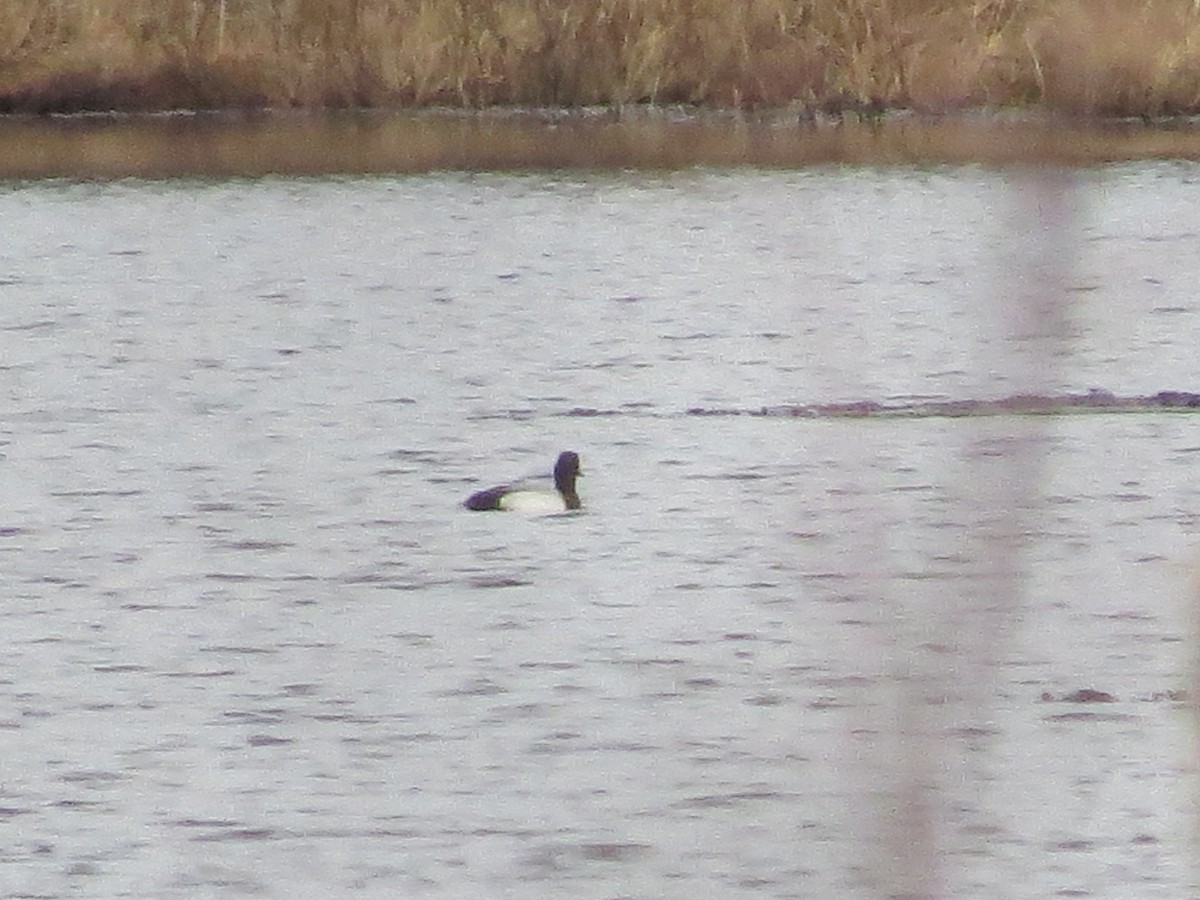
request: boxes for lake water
[3,121,1200,898]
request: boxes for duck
[464,451,582,513]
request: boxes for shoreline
[6,109,1200,180]
[4,1,1200,118]
[8,103,1200,127]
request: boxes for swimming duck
[464,451,582,513]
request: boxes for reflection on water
[5,109,1200,179]
[1,164,1199,897]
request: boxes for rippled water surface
[3,164,1200,898]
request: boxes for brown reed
[3,0,1200,115]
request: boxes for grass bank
[3,0,1200,115]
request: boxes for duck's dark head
[554,451,582,507]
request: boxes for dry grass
[2,0,1200,114]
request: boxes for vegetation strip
[5,1,1200,115]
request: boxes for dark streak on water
[682,390,1200,419]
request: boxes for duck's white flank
[497,490,573,514]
